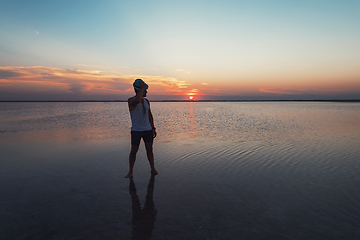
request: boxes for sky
[1,0,360,101]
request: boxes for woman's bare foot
[150,169,159,175]
[125,171,133,178]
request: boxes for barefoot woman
[125,79,159,178]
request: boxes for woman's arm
[147,100,157,138]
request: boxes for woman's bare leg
[145,142,159,175]
[125,145,139,178]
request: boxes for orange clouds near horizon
[0,66,195,100]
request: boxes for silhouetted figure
[126,79,159,178]
[129,174,157,240]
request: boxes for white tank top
[130,97,152,131]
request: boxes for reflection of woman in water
[129,174,157,240]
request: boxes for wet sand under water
[1,102,360,239]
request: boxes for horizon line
[1,99,360,103]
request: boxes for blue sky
[1,0,360,100]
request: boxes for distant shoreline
[1,100,360,103]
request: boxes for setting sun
[189,96,194,100]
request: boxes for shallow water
[1,102,360,239]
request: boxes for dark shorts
[131,130,153,146]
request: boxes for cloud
[0,69,24,79]
[259,87,346,95]
[0,66,191,100]
[187,89,200,95]
[35,31,39,34]
[259,87,301,95]
[74,64,110,69]
[134,76,189,92]
[67,82,86,94]
[175,69,191,74]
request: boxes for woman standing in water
[125,79,159,178]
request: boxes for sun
[189,96,194,100]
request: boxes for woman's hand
[152,128,157,138]
[140,80,146,90]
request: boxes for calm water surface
[1,102,360,239]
